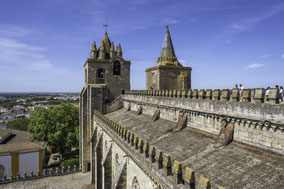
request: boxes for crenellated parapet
[125,87,282,105]
[0,165,81,184]
[93,110,225,189]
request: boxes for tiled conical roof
[160,27,176,58]
[157,27,178,65]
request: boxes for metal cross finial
[103,16,108,32]
[166,25,169,30]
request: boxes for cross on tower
[103,17,108,32]
[166,25,169,30]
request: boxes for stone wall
[123,89,284,154]
[145,65,191,90]
[91,117,158,189]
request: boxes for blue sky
[0,0,284,92]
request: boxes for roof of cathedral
[106,108,284,189]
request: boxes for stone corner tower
[79,31,131,172]
[145,27,192,90]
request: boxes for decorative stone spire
[116,43,122,57]
[99,32,111,53]
[110,42,115,58]
[98,42,106,59]
[90,41,97,59]
[157,26,177,65]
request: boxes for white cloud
[224,40,232,43]
[0,24,33,38]
[246,63,265,69]
[260,54,272,58]
[179,59,186,64]
[24,60,53,70]
[281,54,284,59]
[162,17,179,25]
[0,25,56,73]
[231,23,246,30]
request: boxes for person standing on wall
[265,87,270,101]
[239,84,243,101]
[280,86,283,103]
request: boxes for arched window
[97,69,105,84]
[113,61,120,75]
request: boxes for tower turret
[90,41,97,59]
[98,42,106,59]
[145,26,192,90]
[110,42,115,58]
[116,43,122,57]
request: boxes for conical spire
[90,41,97,59]
[91,41,97,51]
[116,43,122,57]
[160,26,176,58]
[99,32,111,53]
[98,42,106,59]
[110,42,115,58]
[157,26,177,65]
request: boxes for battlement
[126,88,282,105]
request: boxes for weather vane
[103,16,108,33]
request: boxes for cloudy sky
[0,0,284,92]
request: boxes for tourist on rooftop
[280,86,283,102]
[265,87,270,101]
[239,84,243,101]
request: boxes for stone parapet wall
[0,165,81,184]
[94,110,217,189]
[126,88,282,105]
[123,92,284,154]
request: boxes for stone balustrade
[125,88,282,105]
[94,110,223,189]
[0,165,81,184]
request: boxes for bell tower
[80,31,131,172]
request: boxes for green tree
[7,118,29,131]
[28,102,79,156]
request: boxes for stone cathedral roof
[105,108,284,189]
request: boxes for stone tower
[79,31,131,172]
[145,27,192,90]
